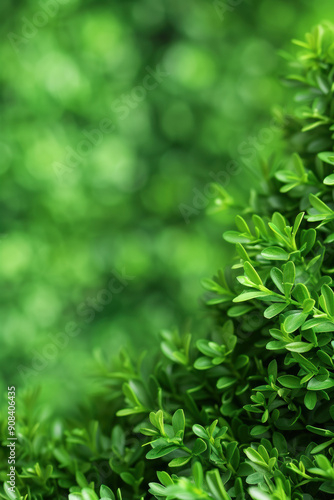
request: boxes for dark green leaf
[278,375,301,389]
[193,438,207,456]
[228,304,253,317]
[146,444,180,459]
[194,357,213,370]
[304,392,317,410]
[172,409,185,437]
[217,376,236,389]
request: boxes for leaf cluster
[4,23,334,500]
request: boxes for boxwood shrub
[3,22,334,500]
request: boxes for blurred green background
[1,0,334,408]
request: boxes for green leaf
[76,471,89,488]
[268,222,289,244]
[120,472,136,487]
[319,482,334,494]
[244,261,263,285]
[3,484,24,500]
[325,232,334,243]
[280,182,299,193]
[300,228,316,255]
[306,425,334,437]
[284,312,308,333]
[250,425,270,436]
[304,392,317,410]
[272,432,287,454]
[224,231,251,244]
[123,383,141,406]
[278,375,301,389]
[293,352,317,372]
[236,242,251,261]
[275,170,299,183]
[293,283,310,303]
[266,340,286,350]
[150,410,164,434]
[148,483,168,496]
[302,318,334,331]
[157,471,174,487]
[192,438,207,456]
[235,354,249,370]
[206,469,231,500]
[217,376,236,389]
[302,120,326,132]
[293,212,304,235]
[192,425,207,440]
[196,340,221,357]
[318,151,334,165]
[193,462,204,489]
[248,488,271,500]
[316,73,330,93]
[252,214,268,238]
[235,215,251,234]
[117,408,146,417]
[292,153,305,176]
[169,456,192,467]
[272,212,287,232]
[140,427,159,436]
[226,442,240,470]
[315,454,332,470]
[244,448,266,466]
[228,304,253,317]
[81,489,99,500]
[194,357,213,370]
[308,377,334,391]
[270,268,284,294]
[303,298,315,313]
[311,439,334,454]
[268,359,277,381]
[309,193,334,214]
[172,409,185,437]
[283,261,295,285]
[321,285,334,316]
[100,486,115,500]
[324,174,334,185]
[261,247,289,261]
[146,444,180,459]
[285,341,313,353]
[264,303,288,319]
[233,291,271,303]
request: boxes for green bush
[4,21,334,500]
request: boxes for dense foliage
[3,0,332,409]
[1,0,297,403]
[3,22,334,500]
